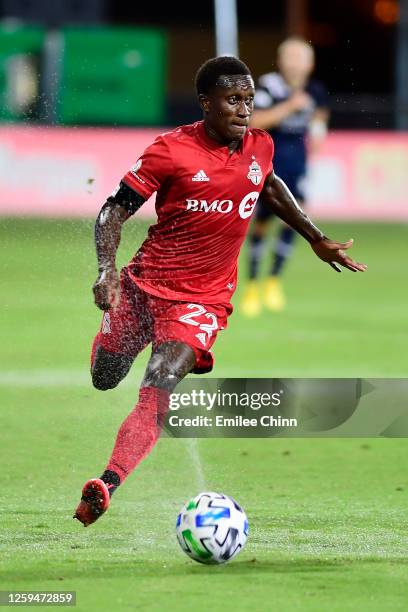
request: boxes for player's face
[278,42,314,87]
[200,75,255,144]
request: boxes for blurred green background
[1,218,407,610]
[1,218,404,378]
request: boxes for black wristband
[107,181,146,215]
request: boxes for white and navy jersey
[254,71,329,176]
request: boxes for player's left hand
[311,238,367,272]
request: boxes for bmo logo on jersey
[185,191,259,219]
[186,199,233,214]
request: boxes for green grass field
[1,218,407,611]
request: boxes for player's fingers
[93,285,112,310]
[111,288,121,310]
[338,255,367,272]
[326,239,354,250]
[339,252,366,267]
[94,293,111,310]
[93,289,111,310]
[347,261,367,272]
[329,262,342,272]
[93,284,104,300]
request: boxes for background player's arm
[250,91,312,129]
[93,182,145,311]
[308,106,330,155]
[260,172,367,273]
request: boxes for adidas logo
[195,332,207,347]
[192,169,210,182]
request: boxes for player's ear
[198,94,210,114]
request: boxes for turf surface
[1,219,407,610]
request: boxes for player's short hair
[195,56,252,95]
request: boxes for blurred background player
[240,37,330,317]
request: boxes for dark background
[0,0,400,128]
[108,0,396,95]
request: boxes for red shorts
[92,268,233,374]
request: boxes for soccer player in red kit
[73,56,366,526]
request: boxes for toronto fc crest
[247,157,262,185]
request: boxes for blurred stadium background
[0,0,408,218]
[1,0,406,373]
[1,2,408,610]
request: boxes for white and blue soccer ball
[176,491,249,564]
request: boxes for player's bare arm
[93,182,145,310]
[260,172,367,273]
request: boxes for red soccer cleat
[73,478,110,527]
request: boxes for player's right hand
[288,91,313,113]
[93,268,120,311]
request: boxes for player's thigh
[151,299,232,378]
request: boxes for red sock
[105,386,170,483]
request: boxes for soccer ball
[176,491,249,564]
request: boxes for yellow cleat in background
[240,281,262,318]
[264,276,286,312]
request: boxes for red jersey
[122,121,274,304]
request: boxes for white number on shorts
[200,313,218,339]
[178,304,206,326]
[179,304,219,342]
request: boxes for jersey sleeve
[254,85,274,109]
[122,135,174,199]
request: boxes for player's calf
[74,343,195,527]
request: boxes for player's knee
[92,378,118,391]
[142,343,196,392]
[91,347,134,391]
[143,358,179,391]
[91,368,121,391]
